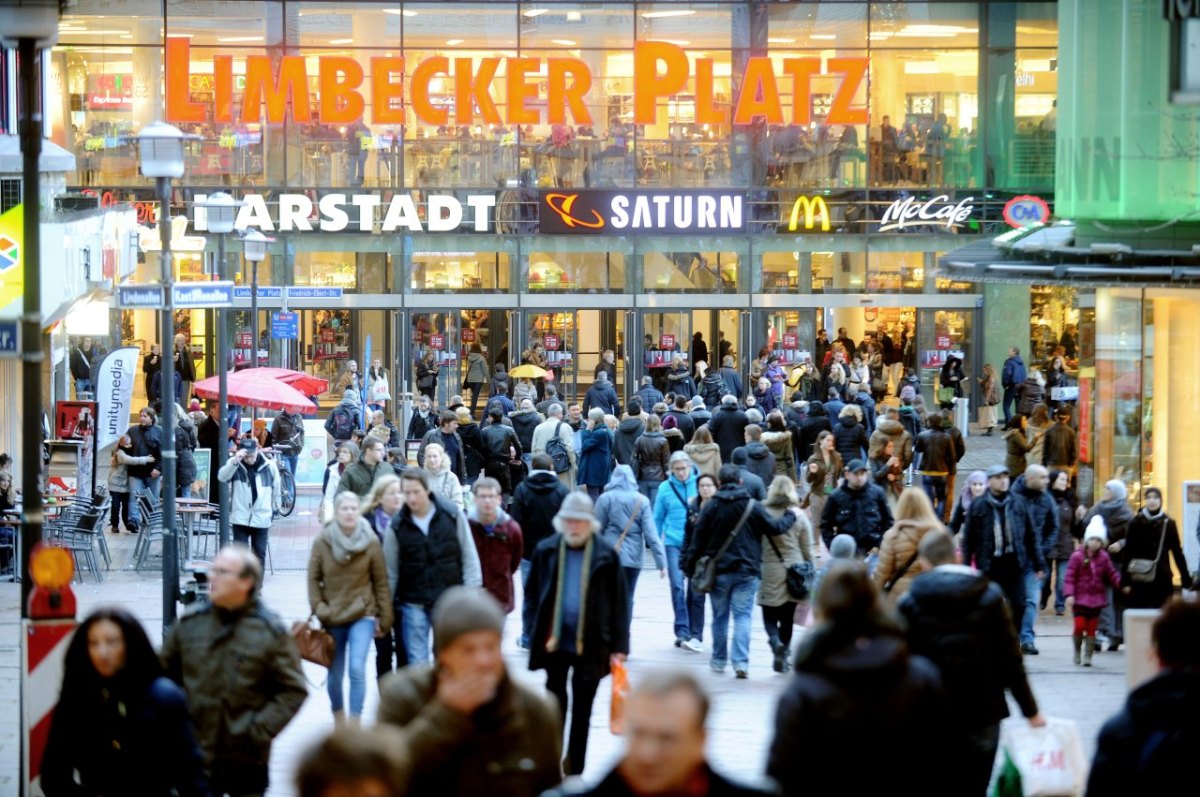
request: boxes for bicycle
[263,446,297,518]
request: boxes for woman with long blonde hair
[759,476,814,672]
[872,487,944,605]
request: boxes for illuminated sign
[1164,0,1200,22]
[1002,195,1051,228]
[166,38,867,128]
[879,195,974,232]
[539,190,744,234]
[191,192,496,233]
[786,195,831,232]
[86,74,133,111]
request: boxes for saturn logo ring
[545,193,605,229]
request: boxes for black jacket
[1087,670,1200,797]
[633,430,670,483]
[699,372,727,409]
[543,763,771,797]
[527,533,629,681]
[681,485,795,579]
[633,383,664,410]
[126,423,162,480]
[832,414,869,464]
[612,417,645,466]
[666,365,695,400]
[407,410,436,441]
[1122,513,1193,609]
[690,407,713,428]
[719,366,743,400]
[1011,475,1059,565]
[509,471,570,559]
[709,405,749,463]
[797,403,832,461]
[819,482,893,553]
[583,381,621,416]
[1049,488,1083,560]
[509,409,542,452]
[481,422,521,462]
[1016,378,1045,416]
[899,566,1039,730]
[391,496,469,608]
[962,491,1045,575]
[742,441,776,486]
[915,426,956,473]
[664,409,696,442]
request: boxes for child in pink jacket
[1064,516,1122,667]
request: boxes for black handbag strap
[708,500,755,564]
[670,480,691,512]
[883,550,921,593]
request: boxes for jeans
[637,479,661,504]
[374,618,406,677]
[177,482,192,499]
[959,723,1001,796]
[466,382,484,416]
[1042,558,1069,613]
[327,616,375,716]
[1099,587,1124,642]
[127,475,161,528]
[544,651,601,776]
[622,566,640,643]
[280,453,298,481]
[109,491,133,531]
[665,545,690,641]
[921,474,948,522]
[232,524,269,569]
[520,558,534,647]
[1002,387,1016,424]
[401,603,433,664]
[708,572,760,671]
[1020,569,1044,644]
[74,378,92,398]
[586,485,602,500]
[687,581,707,641]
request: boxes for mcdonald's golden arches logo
[787,195,830,232]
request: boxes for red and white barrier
[23,619,76,797]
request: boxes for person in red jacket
[467,477,524,613]
[1064,516,1122,667]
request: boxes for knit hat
[662,414,678,430]
[432,587,506,654]
[1105,479,1128,503]
[556,491,596,523]
[690,395,705,410]
[1083,516,1108,546]
[830,534,857,559]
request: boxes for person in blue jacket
[654,451,700,648]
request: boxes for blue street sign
[286,286,343,299]
[0,320,18,358]
[233,285,283,299]
[116,284,165,309]
[271,311,299,340]
[172,281,234,308]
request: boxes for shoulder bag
[670,480,697,527]
[765,532,815,602]
[690,501,754,594]
[291,612,334,668]
[1126,520,1167,584]
[882,550,921,594]
[612,502,640,554]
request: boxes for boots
[1072,635,1083,666]
[1083,636,1094,667]
[771,640,787,673]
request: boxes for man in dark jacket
[822,386,846,421]
[509,399,543,469]
[664,394,696,442]
[1010,465,1059,655]
[915,414,958,521]
[126,407,163,531]
[719,355,743,401]
[1041,408,1077,470]
[336,437,392,498]
[728,448,766,500]
[797,401,832,461]
[69,336,98,397]
[819,460,893,554]
[197,401,227,497]
[527,491,629,776]
[583,370,621,417]
[466,477,524,613]
[900,530,1044,796]
[161,544,306,796]
[741,425,775,485]
[377,587,562,797]
[708,395,749,463]
[480,405,521,495]
[689,394,713,428]
[961,464,1045,640]
[634,376,664,413]
[1001,347,1026,425]
[613,399,646,466]
[832,406,869,464]
[682,465,799,678]
[324,388,361,443]
[407,394,436,440]
[1087,600,1200,797]
[511,453,571,649]
[418,411,466,481]
[268,408,305,479]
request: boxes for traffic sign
[271,311,299,340]
[0,320,18,358]
[233,285,283,300]
[172,281,234,308]
[116,284,164,309]
[286,286,343,299]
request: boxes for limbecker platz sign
[167,39,867,128]
[539,190,744,235]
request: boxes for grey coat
[593,465,666,571]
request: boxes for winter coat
[464,351,490,384]
[664,409,696,443]
[870,418,913,471]
[577,427,614,488]
[1015,378,1045,416]
[1003,428,1034,476]
[467,506,524,612]
[758,497,812,607]
[666,364,695,400]
[1001,355,1026,389]
[872,519,943,605]
[407,409,436,441]
[963,491,1045,575]
[109,447,152,493]
[819,482,893,553]
[897,406,922,442]
[321,462,347,521]
[761,430,797,482]
[833,413,869,464]
[899,565,1039,730]
[324,394,362,442]
[509,407,543,453]
[1026,421,1048,467]
[653,469,698,548]
[527,534,629,680]
[583,381,621,417]
[1049,488,1082,560]
[510,470,571,559]
[512,381,538,406]
[634,383,665,411]
[767,628,951,797]
[41,676,207,797]
[489,370,511,397]
[1122,512,1193,609]
[690,407,713,428]
[720,366,744,400]
[915,426,956,474]
[742,441,776,486]
[753,386,778,415]
[1083,498,1135,565]
[126,423,163,480]
[709,405,750,463]
[681,485,797,579]
[416,359,438,390]
[1042,422,1077,468]
[612,416,645,466]
[531,417,577,482]
[663,428,686,456]
[307,519,393,631]
[385,494,483,608]
[160,599,307,773]
[378,668,562,797]
[217,454,280,528]
[633,430,670,483]
[683,441,722,480]
[699,372,727,409]
[1087,670,1200,797]
[173,416,198,487]
[595,466,666,570]
[480,422,520,463]
[1011,475,1059,564]
[1063,547,1120,609]
[797,403,832,461]
[337,457,393,498]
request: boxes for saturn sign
[1002,195,1051,229]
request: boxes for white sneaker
[681,638,704,653]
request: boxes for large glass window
[527,236,629,292]
[407,245,513,293]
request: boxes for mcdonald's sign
[786,195,831,232]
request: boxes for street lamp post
[242,229,269,422]
[135,120,196,631]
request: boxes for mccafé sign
[539,190,744,234]
[167,38,867,128]
[191,192,496,233]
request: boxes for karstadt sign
[191,192,497,233]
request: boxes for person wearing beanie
[377,587,562,797]
[729,447,767,500]
[1122,486,1193,610]
[1064,516,1122,666]
[526,491,630,777]
[1083,479,1135,650]
[689,393,713,427]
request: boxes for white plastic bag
[997,717,1087,796]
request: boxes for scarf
[1140,506,1165,521]
[987,491,1013,557]
[545,535,593,655]
[327,517,375,563]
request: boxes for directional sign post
[286,286,344,300]
[0,320,18,358]
[233,285,283,300]
[172,281,234,309]
[116,284,165,309]
[271,311,299,340]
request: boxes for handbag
[765,533,815,602]
[936,386,956,404]
[690,501,754,594]
[291,613,334,668]
[871,377,888,394]
[1127,519,1167,584]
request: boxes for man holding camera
[218,438,280,569]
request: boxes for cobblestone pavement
[0,428,1127,796]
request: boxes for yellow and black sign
[785,195,831,232]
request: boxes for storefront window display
[918,308,974,400]
[407,247,513,293]
[527,237,629,293]
[640,238,746,293]
[293,251,388,292]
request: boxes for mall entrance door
[405,309,511,417]
[637,309,747,400]
[518,310,627,407]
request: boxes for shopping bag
[609,657,630,734]
[989,748,1023,797]
[995,717,1087,796]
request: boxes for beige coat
[761,430,797,482]
[307,520,393,632]
[758,500,813,607]
[683,442,722,479]
[872,518,943,606]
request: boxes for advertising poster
[56,401,96,496]
[191,449,211,502]
[296,419,330,487]
[95,347,140,451]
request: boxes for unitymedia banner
[539,190,745,235]
[96,347,139,450]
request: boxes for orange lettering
[242,55,311,124]
[214,55,234,123]
[733,57,783,125]
[371,57,405,125]
[506,58,541,125]
[411,56,449,126]
[694,58,726,125]
[455,57,501,125]
[548,58,593,125]
[634,41,688,125]
[165,38,204,123]
[827,57,868,125]
[319,56,365,123]
[781,58,821,126]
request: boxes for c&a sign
[539,190,744,235]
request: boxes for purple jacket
[1063,547,1121,609]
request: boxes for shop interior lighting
[382,9,419,15]
[329,38,353,44]
[552,39,577,46]
[767,37,795,44]
[446,38,464,46]
[523,8,549,17]
[566,11,582,22]
[641,9,696,19]
[648,38,689,46]
[218,35,264,42]
[894,24,978,38]
[810,34,837,40]
[56,29,131,35]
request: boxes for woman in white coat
[422,443,465,513]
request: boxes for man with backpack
[324,388,361,444]
[531,402,576,488]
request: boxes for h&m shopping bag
[994,717,1087,796]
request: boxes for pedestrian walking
[531,402,577,489]
[819,459,893,556]
[1121,487,1193,609]
[269,407,305,479]
[217,438,280,569]
[324,388,361,444]
[1002,415,1036,479]
[872,487,944,606]
[655,452,700,650]
[1084,479,1134,651]
[583,370,621,417]
[125,407,163,529]
[632,413,670,501]
[915,412,957,521]
[758,476,812,673]
[595,464,667,644]
[948,470,986,537]
[362,475,407,676]
[683,424,721,479]
[107,435,149,533]
[320,443,357,524]
[336,437,393,498]
[613,400,646,467]
[578,407,614,500]
[307,491,392,724]
[1001,347,1026,424]
[1042,468,1085,615]
[1065,517,1122,667]
[421,442,465,513]
[295,726,409,797]
[467,477,524,612]
[511,453,570,649]
[407,395,436,441]
[480,405,522,496]
[1010,465,1059,654]
[978,363,1000,435]
[161,545,307,796]
[418,411,468,482]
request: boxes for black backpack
[544,421,571,474]
[328,406,355,440]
